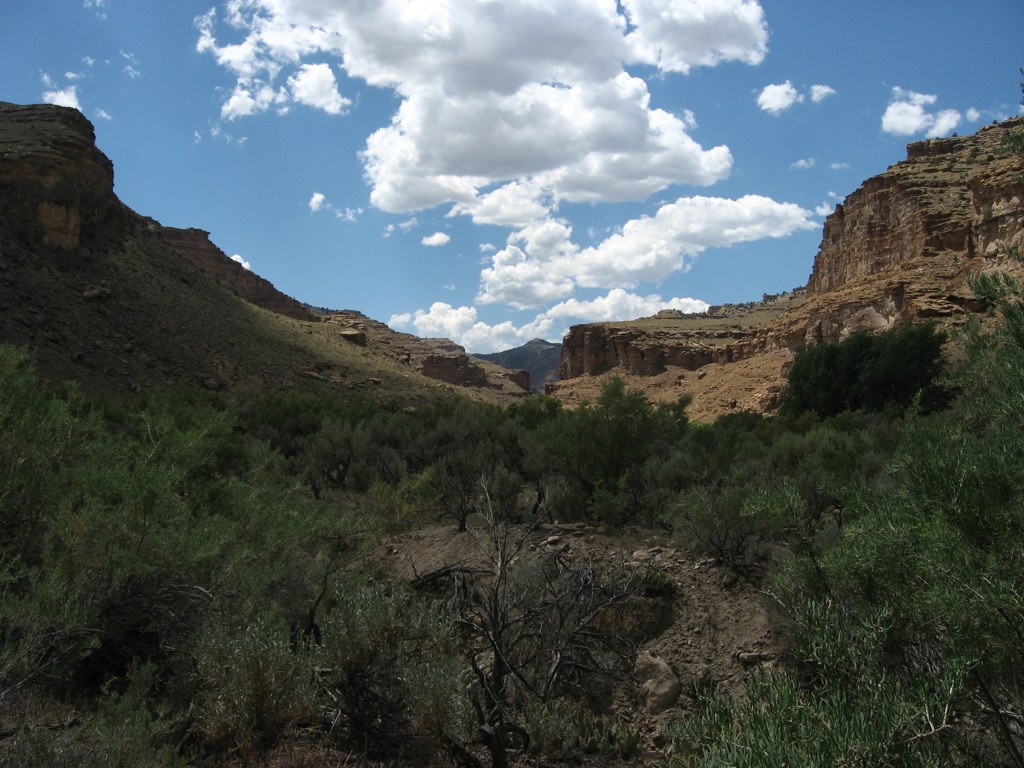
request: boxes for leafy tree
[413,398,522,530]
[781,323,949,418]
[527,377,689,522]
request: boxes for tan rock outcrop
[635,649,682,714]
[322,311,529,396]
[503,368,531,392]
[417,353,489,387]
[552,118,1024,420]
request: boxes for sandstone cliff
[323,310,530,394]
[0,102,126,252]
[550,118,1024,420]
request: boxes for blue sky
[3,0,1022,352]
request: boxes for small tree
[454,489,645,766]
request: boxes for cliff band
[550,118,1024,420]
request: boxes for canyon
[2,99,1022,421]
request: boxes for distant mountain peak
[475,338,562,392]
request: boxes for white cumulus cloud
[422,232,451,247]
[475,195,815,309]
[624,0,768,74]
[544,288,708,322]
[308,192,327,212]
[881,87,962,138]
[230,254,252,270]
[450,180,550,228]
[195,0,828,351]
[758,81,835,114]
[810,84,835,103]
[570,194,816,289]
[477,244,577,308]
[288,63,350,114]
[42,84,80,110]
[757,81,803,115]
[195,0,767,215]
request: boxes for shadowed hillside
[0,102,528,406]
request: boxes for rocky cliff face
[0,102,124,250]
[322,310,530,394]
[558,296,801,381]
[807,125,1021,294]
[475,338,561,392]
[551,118,1024,419]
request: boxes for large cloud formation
[195,0,767,208]
[196,1,818,351]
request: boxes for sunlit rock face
[551,118,1024,420]
[808,122,1024,295]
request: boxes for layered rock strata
[0,101,124,250]
[551,118,1024,418]
[0,102,529,403]
[323,311,530,393]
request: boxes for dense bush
[192,611,315,757]
[781,322,949,417]
[0,350,359,762]
[314,583,464,759]
[519,377,690,523]
[668,264,1024,764]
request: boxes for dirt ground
[370,517,793,758]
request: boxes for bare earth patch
[370,518,792,757]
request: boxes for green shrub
[313,583,461,760]
[192,611,315,758]
[663,663,969,768]
[781,323,949,418]
[525,699,640,760]
[662,481,799,571]
[361,468,438,531]
[525,377,690,523]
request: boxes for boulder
[338,327,367,346]
[634,649,681,714]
